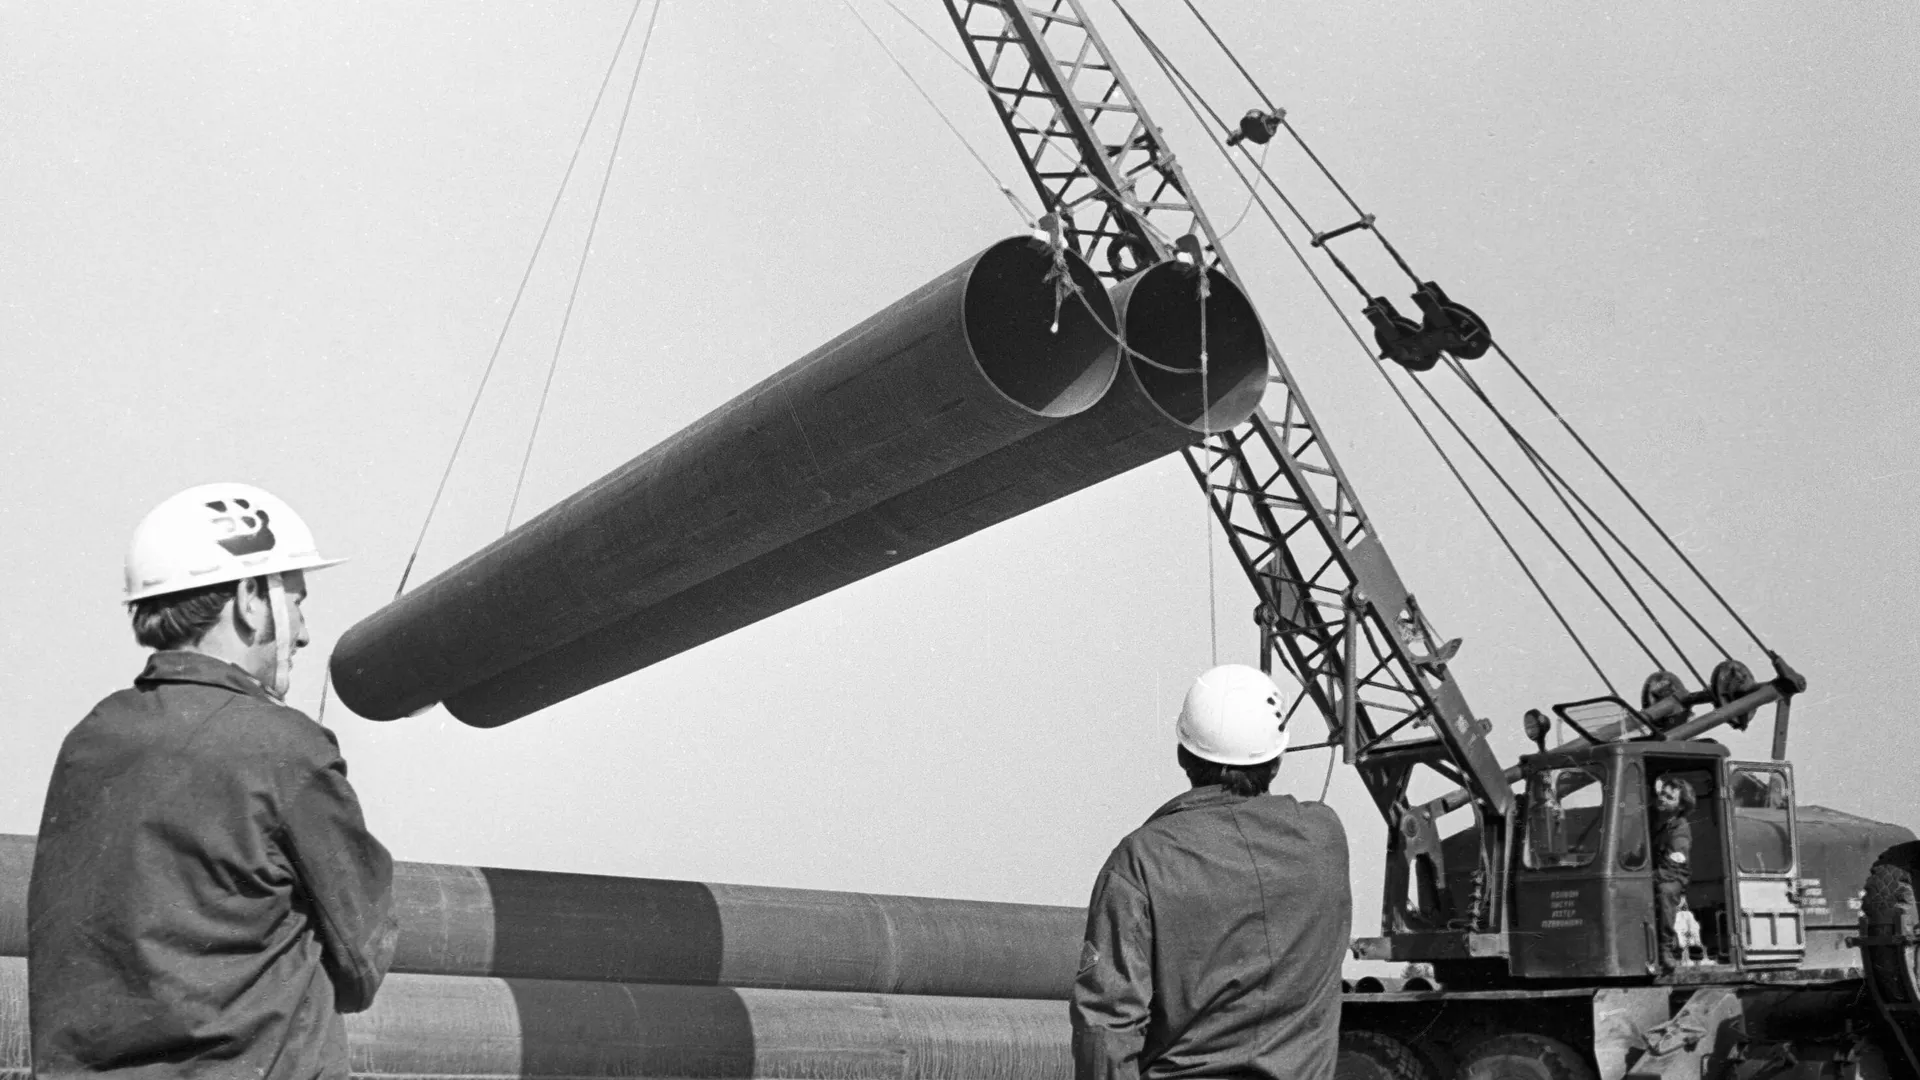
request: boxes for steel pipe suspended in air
[0,835,1082,1000]
[0,957,1070,1080]
[447,261,1267,726]
[330,237,1119,721]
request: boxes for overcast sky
[4,0,1916,932]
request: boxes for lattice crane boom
[941,0,1513,934]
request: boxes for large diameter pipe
[447,261,1267,727]
[0,957,1069,1080]
[0,836,1083,999]
[331,237,1119,721]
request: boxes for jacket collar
[135,650,276,702]
[1145,784,1262,824]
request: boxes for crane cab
[1509,723,1805,980]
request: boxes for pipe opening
[963,237,1119,418]
[1119,262,1267,432]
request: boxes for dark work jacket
[28,651,398,1080]
[1654,812,1692,886]
[1070,786,1351,1080]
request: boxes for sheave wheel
[1336,1030,1435,1080]
[1457,1033,1596,1080]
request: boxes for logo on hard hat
[207,499,277,557]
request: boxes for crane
[932,6,1920,1077]
[938,0,1516,947]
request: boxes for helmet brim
[124,555,347,603]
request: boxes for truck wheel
[1860,855,1920,1078]
[1336,1030,1434,1080]
[1863,860,1920,1006]
[1457,1033,1596,1080]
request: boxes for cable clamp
[1311,214,1376,248]
[1037,213,1076,334]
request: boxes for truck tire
[1861,856,1920,1079]
[1864,861,1920,1004]
[1336,1030,1434,1080]
[1456,1033,1596,1080]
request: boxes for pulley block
[1710,658,1759,730]
[1364,281,1493,372]
[1641,669,1692,729]
[1225,108,1282,147]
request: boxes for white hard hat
[125,483,345,602]
[1176,663,1297,766]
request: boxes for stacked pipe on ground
[330,236,1120,722]
[0,835,1079,1077]
[0,958,1067,1080]
[449,261,1267,726]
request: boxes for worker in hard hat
[1070,664,1351,1080]
[27,484,397,1080]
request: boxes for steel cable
[1114,3,1624,696]
[1441,357,1700,681]
[391,0,653,596]
[1444,355,1732,667]
[1155,0,1766,666]
[845,0,1039,226]
[505,0,666,533]
[1403,371,1665,675]
[1487,342,1770,656]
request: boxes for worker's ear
[231,577,268,644]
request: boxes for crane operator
[28,484,398,1080]
[1653,775,1696,970]
[1070,664,1352,1080]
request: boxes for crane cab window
[1731,766,1794,875]
[1617,761,1648,870]
[1524,766,1607,870]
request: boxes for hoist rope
[877,0,1000,84]
[391,0,652,597]
[1114,10,1624,697]
[1173,0,1275,114]
[868,0,1177,258]
[505,0,666,534]
[1444,355,1729,672]
[1165,1,1426,291]
[1378,374,1622,698]
[1185,0,1733,673]
[1487,342,1770,657]
[1443,355,1702,674]
[1404,370,1664,676]
[878,0,1215,283]
[1105,6,1332,255]
[1197,255,1218,666]
[1216,141,1271,241]
[846,0,1038,226]
[1127,0,1770,683]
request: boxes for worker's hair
[1656,776,1698,814]
[1178,745,1280,797]
[129,577,261,650]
